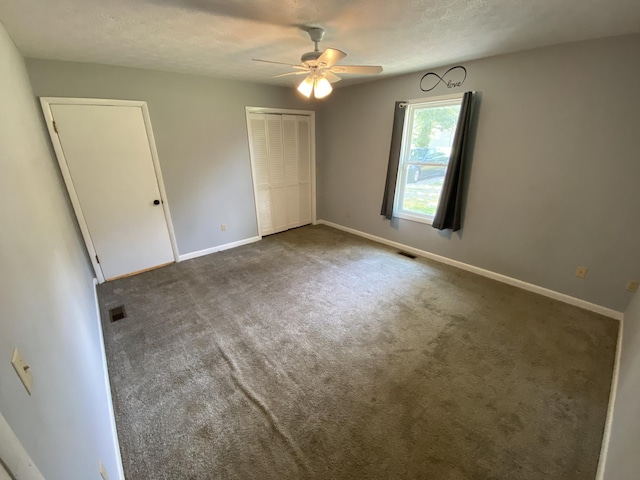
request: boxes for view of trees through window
[395,98,462,221]
[410,106,461,148]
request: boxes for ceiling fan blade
[324,71,342,83]
[252,59,302,67]
[270,71,310,78]
[330,65,383,75]
[316,48,347,68]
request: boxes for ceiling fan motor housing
[301,50,322,65]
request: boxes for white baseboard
[92,279,126,480]
[595,318,624,480]
[178,236,261,262]
[316,220,623,320]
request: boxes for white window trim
[392,93,464,225]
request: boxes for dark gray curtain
[380,101,407,219]
[432,91,475,231]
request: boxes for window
[393,94,464,224]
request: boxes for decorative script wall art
[420,66,467,92]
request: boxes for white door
[296,116,312,225]
[48,103,175,280]
[247,115,274,235]
[282,115,300,228]
[266,114,288,234]
[247,112,313,237]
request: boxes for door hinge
[95,255,100,264]
[53,121,58,133]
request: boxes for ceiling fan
[252,28,383,99]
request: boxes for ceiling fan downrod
[301,28,325,65]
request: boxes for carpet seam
[214,338,314,476]
[189,291,313,476]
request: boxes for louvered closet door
[282,115,300,228]
[248,114,274,235]
[248,112,313,237]
[297,116,312,224]
[266,114,288,234]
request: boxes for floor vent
[109,305,127,322]
[398,251,417,259]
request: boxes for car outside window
[393,94,463,224]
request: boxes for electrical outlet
[627,280,639,292]
[221,223,226,231]
[99,460,109,480]
[575,266,588,279]
[11,348,33,395]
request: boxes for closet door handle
[153,199,161,205]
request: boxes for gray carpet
[98,225,618,480]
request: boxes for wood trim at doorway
[106,261,174,281]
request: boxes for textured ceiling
[1,0,639,88]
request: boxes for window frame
[392,93,464,225]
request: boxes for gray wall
[317,34,640,312]
[22,36,640,312]
[604,292,640,479]
[0,22,121,480]
[25,59,310,255]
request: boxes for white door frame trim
[0,410,45,480]
[244,106,317,236]
[40,97,180,283]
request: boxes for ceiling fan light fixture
[314,77,333,99]
[297,76,314,98]
[254,28,382,100]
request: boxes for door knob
[153,199,161,205]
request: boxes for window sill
[394,211,434,225]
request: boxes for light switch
[11,348,33,395]
[575,266,588,279]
